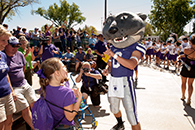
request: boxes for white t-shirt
[145,41,153,49]
[161,46,168,54]
[153,43,161,51]
[180,41,190,52]
[167,44,175,55]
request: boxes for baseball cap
[34,27,39,30]
[8,36,21,45]
[78,46,83,49]
[17,25,22,29]
[97,34,103,37]
[67,47,70,50]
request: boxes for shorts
[13,82,37,113]
[180,65,195,78]
[0,93,16,122]
[168,54,177,61]
[160,52,170,60]
[108,76,138,126]
[146,49,153,55]
[155,51,161,58]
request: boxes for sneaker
[165,67,169,70]
[110,122,125,130]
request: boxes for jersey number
[113,52,122,68]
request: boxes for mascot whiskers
[102,12,147,130]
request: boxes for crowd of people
[140,35,195,107]
[9,21,98,53]
[0,22,195,130]
[0,23,111,130]
[141,35,191,72]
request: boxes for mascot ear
[137,13,147,21]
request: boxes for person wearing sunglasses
[0,25,16,130]
[4,36,37,129]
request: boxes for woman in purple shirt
[0,25,16,130]
[37,57,82,129]
[44,21,54,37]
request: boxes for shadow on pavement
[183,101,195,128]
[87,105,110,117]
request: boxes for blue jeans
[61,38,67,52]
[67,40,72,51]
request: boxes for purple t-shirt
[75,51,85,61]
[45,31,51,37]
[0,51,11,98]
[59,28,66,40]
[111,43,146,77]
[66,33,71,41]
[6,51,26,87]
[41,44,58,61]
[45,85,77,126]
[94,41,107,57]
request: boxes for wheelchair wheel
[77,126,83,130]
[91,120,98,129]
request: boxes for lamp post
[105,0,107,22]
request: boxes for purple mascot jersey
[111,43,145,77]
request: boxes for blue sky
[4,0,192,32]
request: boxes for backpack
[32,97,67,130]
[32,97,54,130]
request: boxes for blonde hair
[82,62,91,68]
[87,48,92,51]
[0,25,11,37]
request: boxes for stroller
[70,73,98,130]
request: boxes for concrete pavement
[32,65,195,130]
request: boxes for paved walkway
[32,65,195,130]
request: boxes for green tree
[144,22,154,36]
[149,0,194,41]
[32,0,86,28]
[0,0,39,24]
[82,25,98,36]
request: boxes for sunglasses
[10,44,21,48]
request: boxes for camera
[39,37,50,46]
[26,43,30,48]
[83,68,89,72]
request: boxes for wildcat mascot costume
[102,12,147,130]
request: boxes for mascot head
[103,12,147,49]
